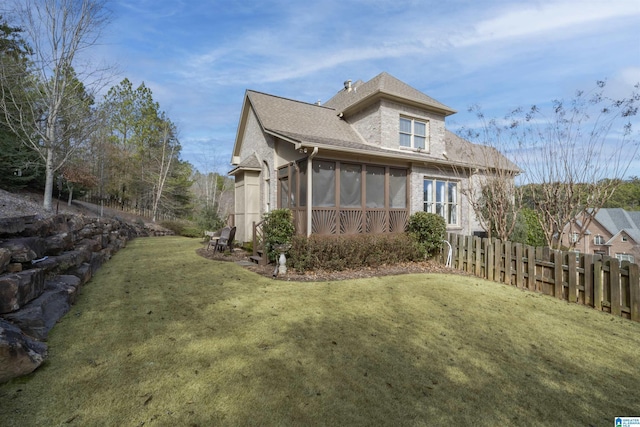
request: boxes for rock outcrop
[0,214,146,383]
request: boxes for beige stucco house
[229,72,517,243]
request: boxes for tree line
[0,1,231,228]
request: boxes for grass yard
[1,236,639,426]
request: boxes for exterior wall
[345,103,382,146]
[235,107,276,241]
[562,219,640,261]
[380,100,446,155]
[345,99,447,156]
[234,171,261,242]
[567,220,612,255]
[233,174,246,242]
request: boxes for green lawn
[1,236,639,426]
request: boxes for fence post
[503,240,512,285]
[630,263,640,322]
[611,260,622,317]
[554,250,564,299]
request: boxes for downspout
[307,147,319,237]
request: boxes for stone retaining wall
[0,214,150,383]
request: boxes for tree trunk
[43,148,54,211]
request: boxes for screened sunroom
[277,159,409,236]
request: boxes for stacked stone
[0,214,145,383]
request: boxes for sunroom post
[306,147,318,236]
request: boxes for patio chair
[207,227,228,251]
[215,226,236,253]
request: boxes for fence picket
[494,239,502,282]
[474,236,482,276]
[611,260,622,316]
[583,254,593,307]
[487,240,494,281]
[554,250,564,299]
[630,263,640,322]
[568,253,578,303]
[515,243,524,288]
[504,241,512,285]
[594,256,603,310]
[535,247,544,292]
[457,234,464,270]
[527,246,536,291]
[466,236,473,273]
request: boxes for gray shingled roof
[324,72,456,116]
[445,130,520,173]
[594,208,640,244]
[237,73,516,172]
[244,89,515,170]
[247,91,362,147]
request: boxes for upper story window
[400,117,427,150]
[594,235,605,245]
[622,235,628,242]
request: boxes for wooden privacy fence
[445,233,640,322]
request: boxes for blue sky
[94,0,640,175]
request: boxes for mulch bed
[196,245,468,282]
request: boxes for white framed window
[616,253,634,263]
[570,232,579,243]
[400,117,428,150]
[594,235,605,245]
[424,178,458,225]
[622,235,628,242]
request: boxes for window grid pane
[423,178,458,226]
[399,117,428,149]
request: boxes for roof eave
[340,91,456,117]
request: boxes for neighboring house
[563,208,640,263]
[229,72,518,243]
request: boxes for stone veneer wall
[0,214,155,383]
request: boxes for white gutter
[306,146,319,236]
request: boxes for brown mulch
[196,244,468,282]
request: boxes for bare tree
[463,81,640,249]
[451,123,521,241]
[0,0,110,211]
[512,81,640,249]
[150,118,177,222]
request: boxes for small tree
[461,80,639,249]
[456,110,522,241]
[0,0,111,211]
[407,212,446,258]
[511,81,640,249]
[262,209,295,262]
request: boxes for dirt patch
[196,243,467,282]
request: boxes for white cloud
[453,0,640,47]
